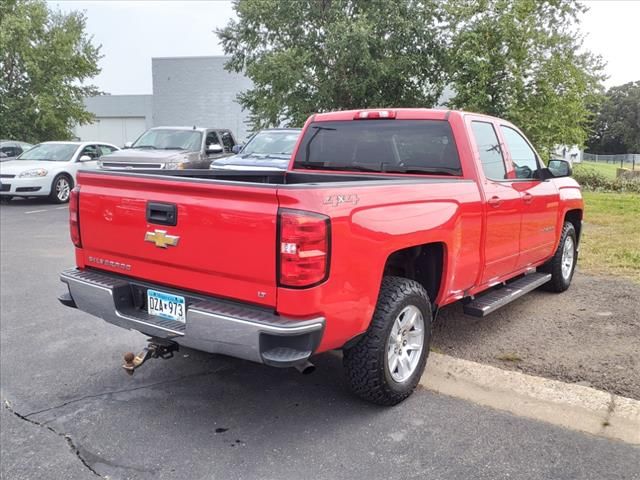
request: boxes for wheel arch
[51,171,75,188]
[564,209,583,245]
[48,172,74,203]
[382,242,445,307]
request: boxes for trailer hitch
[122,337,179,375]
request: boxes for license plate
[147,289,186,323]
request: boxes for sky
[48,0,640,95]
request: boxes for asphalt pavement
[1,199,639,480]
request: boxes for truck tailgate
[76,172,278,307]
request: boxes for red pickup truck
[59,109,583,405]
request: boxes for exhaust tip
[294,361,316,375]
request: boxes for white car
[0,141,119,203]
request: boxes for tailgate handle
[146,202,177,226]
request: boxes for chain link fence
[582,153,639,170]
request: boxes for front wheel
[539,222,577,292]
[49,175,72,204]
[343,276,432,406]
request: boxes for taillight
[278,209,330,288]
[69,186,81,247]
[353,110,396,120]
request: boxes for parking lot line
[20,206,67,214]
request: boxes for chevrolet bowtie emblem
[144,229,180,248]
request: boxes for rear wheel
[539,222,577,292]
[49,175,72,204]
[343,276,432,406]
[0,196,12,204]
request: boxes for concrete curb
[420,353,640,445]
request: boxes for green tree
[218,0,447,130]
[0,0,101,142]
[586,81,640,154]
[444,0,605,159]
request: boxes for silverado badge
[144,230,180,248]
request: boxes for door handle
[488,196,502,208]
[522,192,533,204]
[146,202,177,226]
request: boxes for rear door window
[219,131,235,152]
[293,120,461,175]
[471,121,507,180]
[99,145,117,156]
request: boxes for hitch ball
[121,338,179,376]
[123,352,137,375]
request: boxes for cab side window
[471,121,506,180]
[219,131,235,153]
[205,131,220,148]
[500,126,539,179]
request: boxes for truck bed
[83,168,466,186]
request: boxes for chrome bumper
[59,268,324,367]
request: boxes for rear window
[293,120,461,175]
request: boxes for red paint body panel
[77,172,279,307]
[276,181,482,351]
[73,108,583,355]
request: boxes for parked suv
[99,127,236,170]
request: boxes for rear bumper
[59,268,324,367]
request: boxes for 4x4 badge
[323,193,359,207]
[144,229,180,248]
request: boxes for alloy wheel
[386,305,425,382]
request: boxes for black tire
[343,276,432,406]
[539,222,577,292]
[49,174,72,204]
[0,196,12,203]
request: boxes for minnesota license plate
[147,289,186,323]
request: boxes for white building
[73,94,153,147]
[552,145,583,164]
[74,56,253,147]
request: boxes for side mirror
[538,159,572,179]
[124,141,133,149]
[231,144,243,154]
[547,159,572,178]
[79,155,92,162]
[206,143,224,154]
